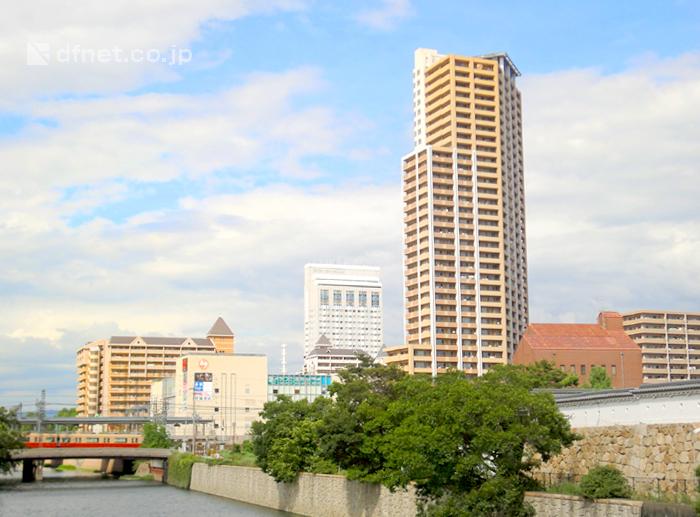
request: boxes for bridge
[12,447,173,483]
[11,447,172,461]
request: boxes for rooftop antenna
[281,343,287,375]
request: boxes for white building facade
[150,352,267,446]
[553,380,700,427]
[303,264,383,359]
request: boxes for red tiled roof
[522,323,639,351]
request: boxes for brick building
[513,312,642,388]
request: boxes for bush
[579,465,632,499]
[167,452,199,489]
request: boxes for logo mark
[27,42,51,66]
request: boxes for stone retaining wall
[524,492,643,517]
[189,463,416,517]
[536,423,700,494]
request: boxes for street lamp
[620,352,625,387]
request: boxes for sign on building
[194,372,213,401]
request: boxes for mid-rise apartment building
[76,317,234,416]
[622,310,700,383]
[303,264,383,360]
[386,48,528,376]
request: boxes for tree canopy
[251,362,578,516]
[585,366,613,389]
[0,407,25,473]
[140,422,176,449]
[484,360,578,389]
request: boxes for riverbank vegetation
[0,407,24,474]
[168,452,199,488]
[140,422,177,449]
[251,359,578,516]
[167,442,260,488]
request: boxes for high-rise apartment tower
[385,49,528,376]
[303,264,383,362]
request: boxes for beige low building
[76,317,234,417]
[621,310,700,383]
[151,352,267,445]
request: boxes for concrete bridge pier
[22,460,43,483]
[110,459,135,478]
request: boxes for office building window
[320,289,329,306]
[359,291,367,306]
[371,292,380,307]
[580,365,586,375]
[346,291,354,306]
[611,365,617,376]
[333,290,342,305]
[570,365,575,373]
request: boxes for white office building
[303,264,383,360]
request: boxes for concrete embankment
[189,463,416,517]
[186,464,697,517]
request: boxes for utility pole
[191,389,197,454]
[36,389,46,434]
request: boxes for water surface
[0,474,289,516]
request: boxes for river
[0,470,290,516]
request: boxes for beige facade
[386,49,528,376]
[622,310,700,383]
[152,352,267,443]
[76,317,234,416]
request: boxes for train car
[25,432,143,448]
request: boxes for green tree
[0,407,25,473]
[250,362,578,516]
[585,366,613,389]
[56,407,78,431]
[372,371,577,516]
[57,407,77,418]
[485,360,578,389]
[251,395,334,482]
[140,422,176,448]
[318,357,407,480]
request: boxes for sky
[1,0,699,408]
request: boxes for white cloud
[0,0,306,102]
[522,52,700,323]
[0,67,342,200]
[354,0,413,30]
[0,184,403,405]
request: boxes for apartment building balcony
[636,337,667,344]
[642,356,668,364]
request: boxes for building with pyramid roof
[76,317,235,416]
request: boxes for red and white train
[25,432,143,448]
